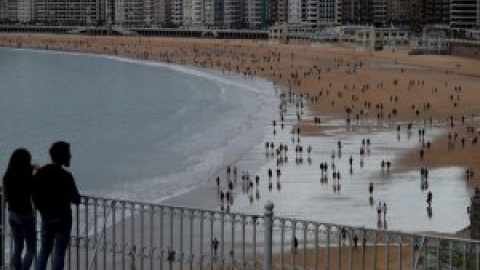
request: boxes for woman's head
[5,148,32,177]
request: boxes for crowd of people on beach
[1,35,479,239]
[2,141,80,270]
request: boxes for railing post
[264,201,274,270]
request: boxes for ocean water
[0,48,276,202]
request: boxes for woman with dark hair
[3,148,37,270]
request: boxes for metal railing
[2,195,480,270]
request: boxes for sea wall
[450,41,480,60]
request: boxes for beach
[2,33,480,227]
[2,33,480,269]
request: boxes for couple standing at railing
[2,141,81,270]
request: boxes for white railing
[1,195,480,270]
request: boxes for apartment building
[450,0,479,28]
[388,0,409,26]
[245,0,262,28]
[425,0,449,25]
[223,0,243,28]
[153,0,171,26]
[305,0,341,27]
[274,0,289,23]
[183,0,204,27]
[288,0,303,24]
[171,0,182,25]
[341,0,369,24]
[370,0,387,26]
[34,0,102,25]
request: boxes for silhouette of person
[33,141,81,270]
[292,236,298,254]
[3,148,37,270]
[212,237,219,256]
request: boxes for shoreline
[1,33,480,234]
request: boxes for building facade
[450,0,479,28]
[223,0,244,28]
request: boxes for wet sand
[2,34,480,234]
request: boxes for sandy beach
[2,33,480,268]
[2,33,480,219]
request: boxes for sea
[0,48,277,203]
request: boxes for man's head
[49,141,71,167]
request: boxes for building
[425,0,449,25]
[341,0,370,24]
[183,0,204,27]
[305,0,342,27]
[370,0,387,26]
[273,0,289,24]
[288,0,304,24]
[387,0,409,26]
[1,0,34,23]
[153,0,171,27]
[245,0,263,28]
[171,0,182,26]
[223,0,244,28]
[450,0,479,29]
[34,0,103,25]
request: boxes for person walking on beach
[377,202,382,219]
[427,191,433,207]
[3,148,37,270]
[212,237,219,256]
[33,141,81,270]
[292,236,298,254]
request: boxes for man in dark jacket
[33,141,80,270]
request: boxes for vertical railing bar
[242,215,246,269]
[304,223,308,269]
[103,199,108,270]
[169,207,174,268]
[231,214,235,270]
[130,203,136,270]
[292,222,297,269]
[140,205,145,270]
[189,210,194,270]
[121,202,126,270]
[179,209,184,270]
[449,241,453,270]
[85,198,90,270]
[463,242,467,270]
[210,212,214,270]
[398,236,402,270]
[361,230,366,270]
[253,216,257,269]
[411,236,415,270]
[221,212,225,269]
[76,203,80,270]
[386,232,390,270]
[95,199,99,270]
[314,224,319,270]
[281,220,285,270]
[436,239,441,270]
[477,244,479,270]
[349,228,354,270]
[199,210,203,270]
[149,206,154,270]
[425,237,429,270]
[338,227,342,270]
[112,201,116,270]
[326,225,330,270]
[373,231,377,270]
[160,207,164,270]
